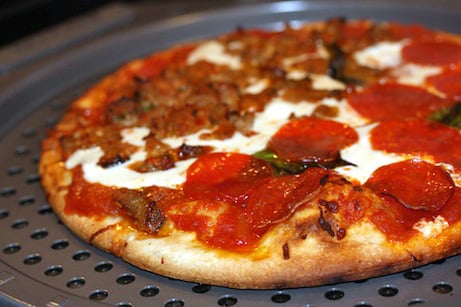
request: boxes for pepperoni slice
[267,117,358,163]
[244,167,328,229]
[370,119,461,171]
[183,152,272,203]
[347,83,451,121]
[402,40,461,66]
[427,65,461,100]
[365,160,455,212]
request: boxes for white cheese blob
[392,63,442,87]
[310,74,346,91]
[121,127,150,147]
[336,124,405,184]
[354,41,405,69]
[187,40,241,69]
[413,216,449,238]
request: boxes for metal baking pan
[1,1,461,306]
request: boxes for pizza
[39,17,461,289]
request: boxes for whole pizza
[39,17,461,289]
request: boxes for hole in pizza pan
[140,285,160,297]
[1,187,16,197]
[89,289,109,301]
[23,253,42,265]
[19,195,35,206]
[164,298,185,307]
[217,295,238,306]
[38,204,53,215]
[408,298,426,305]
[11,219,29,229]
[46,117,58,127]
[354,302,373,307]
[7,166,23,176]
[51,239,69,250]
[3,243,21,254]
[26,174,41,184]
[324,289,345,300]
[30,228,48,239]
[21,128,37,138]
[44,265,63,277]
[457,268,461,277]
[116,302,132,307]
[72,250,91,261]
[432,282,453,294]
[403,270,424,280]
[0,209,9,219]
[67,277,86,289]
[378,285,399,297]
[271,291,291,303]
[95,261,113,272]
[32,154,40,164]
[116,273,136,285]
[15,145,30,156]
[191,284,211,294]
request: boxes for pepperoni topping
[370,119,461,171]
[244,167,328,229]
[347,83,451,121]
[365,160,455,212]
[268,117,358,163]
[427,65,461,100]
[402,40,461,66]
[183,152,272,203]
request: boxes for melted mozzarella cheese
[392,63,441,86]
[187,41,241,69]
[354,41,405,69]
[121,127,150,147]
[413,216,449,238]
[336,124,405,184]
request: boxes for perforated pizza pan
[1,1,461,306]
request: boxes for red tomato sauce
[65,168,121,217]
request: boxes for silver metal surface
[1,1,461,306]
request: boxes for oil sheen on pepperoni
[427,65,461,100]
[370,119,461,171]
[365,159,455,212]
[183,152,272,203]
[347,83,451,121]
[402,40,461,66]
[268,117,358,163]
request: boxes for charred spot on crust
[318,209,335,237]
[282,242,290,260]
[113,188,165,233]
[318,199,339,213]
